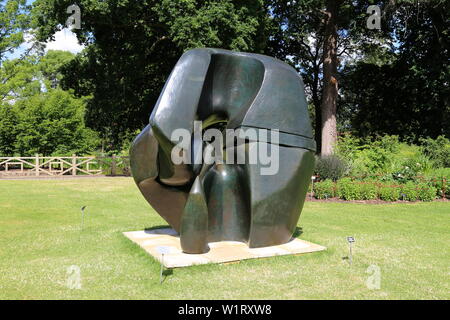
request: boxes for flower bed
[313,178,443,202]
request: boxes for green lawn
[0,177,448,299]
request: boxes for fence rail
[0,155,130,177]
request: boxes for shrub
[379,185,400,201]
[6,90,101,156]
[360,183,378,200]
[315,155,348,181]
[401,182,419,201]
[416,183,437,202]
[375,135,400,153]
[335,133,361,162]
[419,136,450,168]
[347,135,400,179]
[313,180,335,199]
[336,178,362,200]
[425,168,450,198]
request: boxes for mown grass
[0,177,448,299]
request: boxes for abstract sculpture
[130,48,316,254]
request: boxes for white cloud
[4,28,84,61]
[45,28,84,54]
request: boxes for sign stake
[79,206,87,241]
[311,176,316,200]
[156,246,170,284]
[347,236,355,265]
[160,253,164,284]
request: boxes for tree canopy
[0,50,100,156]
[32,0,272,149]
[0,0,448,156]
[340,0,449,141]
[0,0,29,62]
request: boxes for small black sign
[347,236,355,243]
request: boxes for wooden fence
[0,155,130,177]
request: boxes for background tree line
[0,0,448,156]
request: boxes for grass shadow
[293,227,303,238]
[144,225,175,232]
[160,268,174,284]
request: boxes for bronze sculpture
[130,48,316,254]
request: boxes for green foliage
[32,0,272,150]
[344,135,400,178]
[340,1,450,141]
[0,55,41,102]
[155,0,269,52]
[379,185,400,202]
[419,136,450,168]
[416,183,436,202]
[359,183,378,200]
[335,134,448,186]
[392,155,433,183]
[335,133,361,162]
[27,0,449,152]
[314,155,348,181]
[0,0,29,61]
[39,50,75,89]
[401,182,419,202]
[0,104,19,155]
[424,168,450,199]
[0,51,100,156]
[314,177,440,202]
[2,89,100,156]
[336,178,361,201]
[313,179,335,199]
[361,136,400,173]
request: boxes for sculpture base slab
[123,228,326,268]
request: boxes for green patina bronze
[130,48,316,254]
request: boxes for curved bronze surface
[130,48,315,254]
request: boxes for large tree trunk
[313,89,322,153]
[312,64,322,153]
[320,0,339,155]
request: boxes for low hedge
[425,172,449,199]
[336,178,362,200]
[313,179,439,202]
[379,185,400,201]
[313,180,335,199]
[417,183,437,202]
[359,183,378,200]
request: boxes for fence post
[72,154,77,176]
[35,154,39,177]
[111,154,117,176]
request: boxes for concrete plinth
[123,228,326,268]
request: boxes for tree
[0,54,41,103]
[0,103,18,155]
[340,0,449,141]
[268,0,389,154]
[0,49,74,103]
[267,0,327,152]
[0,0,29,62]
[13,89,99,155]
[32,0,272,150]
[320,0,340,156]
[0,51,100,156]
